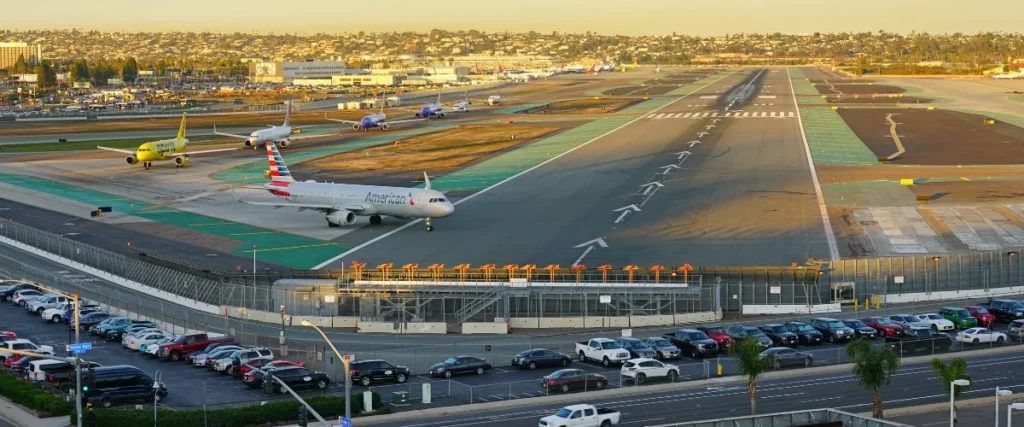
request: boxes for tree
[847,339,901,419]
[121,56,138,83]
[932,358,970,424]
[70,59,90,83]
[733,336,770,415]
[12,54,27,74]
[34,59,56,89]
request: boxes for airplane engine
[244,139,255,148]
[380,124,390,131]
[438,113,445,119]
[125,155,138,165]
[352,124,361,131]
[278,139,290,148]
[174,156,190,167]
[326,210,356,227]
[414,112,423,118]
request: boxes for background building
[249,60,347,83]
[0,42,43,69]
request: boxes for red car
[238,359,306,377]
[965,306,996,328]
[696,325,735,350]
[0,332,16,340]
[862,317,902,336]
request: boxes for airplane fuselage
[136,138,189,162]
[248,126,292,147]
[265,180,454,219]
[358,112,387,129]
[417,103,444,118]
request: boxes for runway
[322,68,832,267]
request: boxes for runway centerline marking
[314,71,738,269]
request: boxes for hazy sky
[3,0,1021,36]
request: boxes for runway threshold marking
[788,67,841,261]
[312,71,738,269]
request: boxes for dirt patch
[0,111,374,136]
[809,79,873,84]
[838,109,1024,165]
[828,205,877,258]
[519,98,640,114]
[816,84,906,95]
[827,96,932,104]
[303,124,560,174]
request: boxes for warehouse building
[250,60,347,83]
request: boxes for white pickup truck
[575,338,631,367]
[539,404,620,427]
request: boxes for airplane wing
[96,146,136,155]
[324,112,360,125]
[213,125,250,140]
[238,199,367,213]
[381,118,426,126]
[172,147,240,157]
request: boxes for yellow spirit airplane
[97,113,238,170]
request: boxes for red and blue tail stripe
[265,141,294,182]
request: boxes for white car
[27,359,69,382]
[620,357,679,384]
[0,339,54,361]
[12,290,42,306]
[144,337,175,356]
[956,328,1007,345]
[126,332,169,350]
[916,313,956,331]
[122,328,168,347]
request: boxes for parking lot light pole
[25,281,82,427]
[950,379,970,427]
[300,320,350,420]
[995,386,1012,427]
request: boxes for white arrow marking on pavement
[689,141,701,148]
[705,124,715,130]
[572,237,609,267]
[613,205,641,224]
[677,151,692,160]
[697,132,709,137]
[660,164,681,174]
[639,181,664,195]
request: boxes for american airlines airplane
[214,101,297,149]
[241,141,454,231]
[325,92,423,131]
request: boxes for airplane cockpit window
[437,198,446,203]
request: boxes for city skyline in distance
[3,0,1021,36]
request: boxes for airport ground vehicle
[576,338,631,367]
[538,404,620,427]
[512,348,572,370]
[956,328,1007,345]
[841,319,877,339]
[349,359,409,386]
[662,329,719,358]
[696,326,735,350]
[429,356,492,378]
[979,300,1024,323]
[759,347,813,369]
[939,307,978,329]
[811,318,857,343]
[620,358,679,384]
[862,317,903,336]
[885,327,953,355]
[915,313,955,332]
[760,324,799,347]
[726,326,773,348]
[263,366,330,393]
[965,306,996,328]
[615,337,658,359]
[541,369,607,393]
[81,365,168,408]
[487,95,502,105]
[641,337,681,360]
[157,333,233,362]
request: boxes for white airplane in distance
[214,101,298,149]
[452,90,475,112]
[241,141,454,231]
[994,70,1024,79]
[324,91,424,131]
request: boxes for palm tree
[733,336,770,415]
[847,339,901,418]
[932,358,970,424]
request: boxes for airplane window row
[429,198,447,203]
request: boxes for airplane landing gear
[425,217,434,232]
[369,215,382,225]
[143,162,151,170]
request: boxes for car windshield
[875,318,893,325]
[1010,303,1024,310]
[555,408,573,418]
[648,338,672,347]
[173,335,189,343]
[973,308,990,314]
[443,357,458,364]
[688,332,710,340]
[704,326,725,334]
[794,324,815,332]
[827,321,846,328]
[846,320,867,328]
[600,341,623,350]
[629,341,650,349]
[746,328,765,336]
[769,326,787,333]
[954,310,971,318]
[927,314,942,320]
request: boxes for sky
[3,0,1022,36]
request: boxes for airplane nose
[439,203,454,217]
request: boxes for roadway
[324,67,832,267]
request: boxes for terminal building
[249,60,348,83]
[0,42,43,69]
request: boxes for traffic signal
[297,406,308,427]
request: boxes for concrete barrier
[673,312,718,324]
[408,323,447,334]
[358,322,398,333]
[332,317,358,329]
[509,318,539,329]
[461,322,508,335]
[539,317,584,328]
[629,315,674,327]
[742,304,842,315]
[883,286,1024,304]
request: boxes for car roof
[763,323,783,327]
[30,359,67,366]
[626,357,658,363]
[617,337,641,341]
[91,365,144,374]
[676,329,700,333]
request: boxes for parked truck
[539,404,620,427]
[979,300,1024,323]
[575,338,631,367]
[487,95,502,105]
[157,333,233,362]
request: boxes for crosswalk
[646,111,796,119]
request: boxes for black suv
[349,359,410,386]
[811,317,856,343]
[726,325,773,348]
[263,366,331,393]
[782,321,824,345]
[759,324,799,347]
[663,329,719,358]
[841,319,878,340]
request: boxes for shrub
[0,370,73,417]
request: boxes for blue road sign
[69,342,92,354]
[340,417,352,427]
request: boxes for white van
[28,359,70,382]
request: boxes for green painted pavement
[790,68,807,78]
[821,181,917,208]
[212,124,453,185]
[0,173,346,268]
[799,107,878,165]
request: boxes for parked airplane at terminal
[993,70,1024,79]
[324,92,423,131]
[241,141,454,231]
[97,114,238,170]
[214,101,297,149]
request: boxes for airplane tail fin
[176,113,187,140]
[423,172,432,190]
[265,141,294,182]
[283,101,292,126]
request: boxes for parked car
[224,347,274,375]
[539,404,620,427]
[121,328,167,348]
[126,331,169,350]
[575,338,631,367]
[0,283,35,301]
[862,317,903,337]
[194,346,244,368]
[841,319,877,340]
[186,341,238,363]
[615,337,658,359]
[511,348,572,370]
[885,327,953,355]
[263,366,331,393]
[27,359,70,382]
[662,329,719,358]
[726,325,773,348]
[239,359,306,377]
[939,307,978,329]
[965,306,996,328]
[915,313,955,332]
[74,312,113,331]
[12,290,42,306]
[760,347,814,369]
[620,358,679,384]
[81,365,167,408]
[979,300,1024,323]
[759,324,799,347]
[9,355,37,373]
[0,339,54,363]
[89,316,128,335]
[888,314,929,330]
[25,294,68,315]
[782,321,825,345]
[1008,320,1024,343]
[0,331,17,340]
[243,364,300,389]
[696,325,735,350]
[811,318,856,343]
[42,301,96,323]
[956,328,1007,345]
[349,359,409,386]
[429,356,492,378]
[101,320,156,341]
[641,337,681,360]
[541,369,607,393]
[158,333,234,362]
[43,361,101,391]
[141,336,176,356]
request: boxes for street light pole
[950,379,970,427]
[252,245,257,288]
[73,292,82,427]
[996,386,1012,427]
[300,321,351,420]
[1009,403,1024,427]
